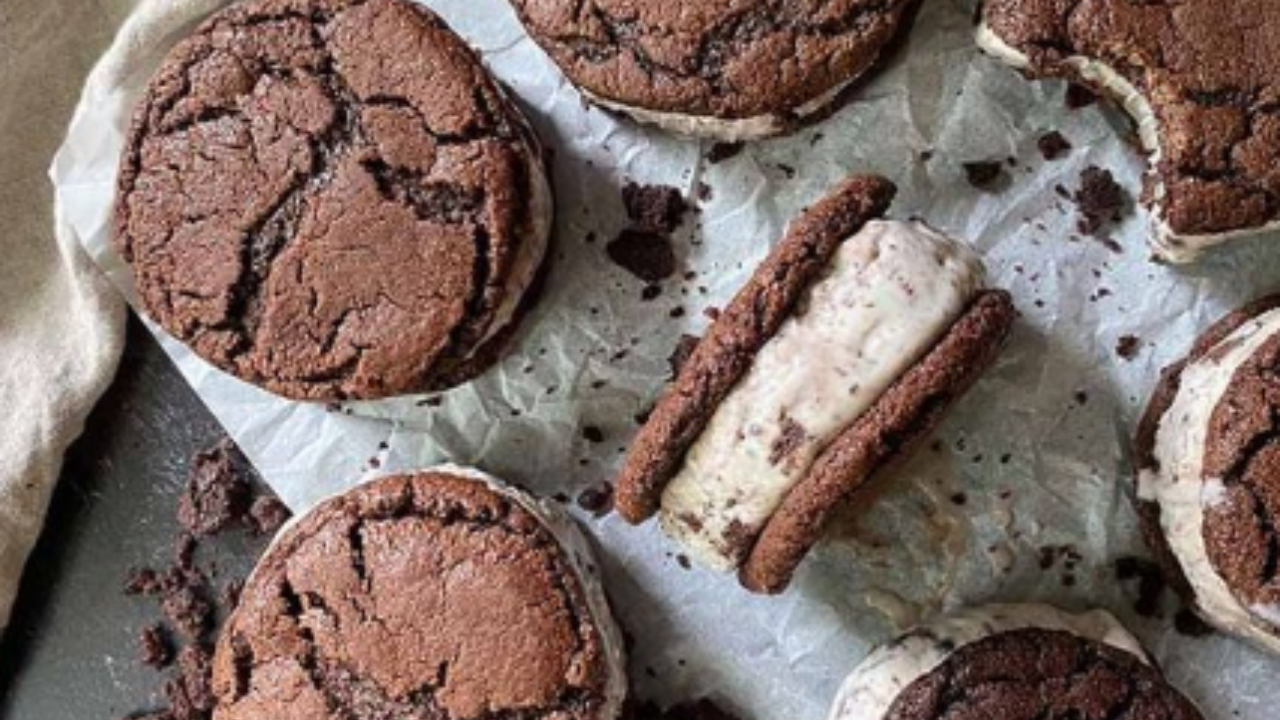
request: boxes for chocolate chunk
[768,415,808,468]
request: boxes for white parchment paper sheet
[53,0,1280,716]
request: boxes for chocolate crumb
[177,440,250,538]
[775,163,796,179]
[121,438,287,720]
[246,496,290,536]
[577,482,615,518]
[160,578,213,642]
[676,554,692,570]
[641,283,664,301]
[1073,166,1129,241]
[1174,608,1214,637]
[963,161,1006,191]
[1065,83,1098,109]
[607,229,676,283]
[622,182,688,235]
[582,426,606,443]
[125,567,162,596]
[1037,131,1072,161]
[140,624,174,668]
[1116,334,1142,361]
[1116,556,1167,618]
[706,142,744,164]
[168,645,214,718]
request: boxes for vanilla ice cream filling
[1141,309,1280,655]
[659,220,986,571]
[976,21,1280,264]
[827,604,1149,720]
[259,465,628,719]
[583,76,854,143]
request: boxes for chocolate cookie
[115,0,551,401]
[211,468,626,720]
[1136,294,1280,654]
[614,175,1016,593]
[978,0,1280,262]
[829,605,1204,720]
[509,0,923,141]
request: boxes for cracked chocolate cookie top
[884,629,1202,720]
[1201,329,1280,613]
[115,0,550,400]
[509,0,921,138]
[981,0,1280,258]
[212,471,621,720]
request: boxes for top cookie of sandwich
[509,0,922,140]
[115,0,550,401]
[979,0,1280,262]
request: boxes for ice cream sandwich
[615,175,1016,593]
[1137,295,1280,654]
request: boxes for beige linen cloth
[0,0,146,627]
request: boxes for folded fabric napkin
[0,0,144,627]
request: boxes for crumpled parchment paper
[53,0,1280,716]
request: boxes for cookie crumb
[177,440,250,538]
[1116,334,1142,361]
[1073,166,1128,244]
[622,182,688,235]
[1115,556,1167,618]
[963,161,1006,191]
[1065,83,1098,109]
[140,624,174,669]
[577,482,615,518]
[1174,608,1214,637]
[607,229,677,283]
[706,142,744,164]
[247,496,290,536]
[1037,131,1072,161]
